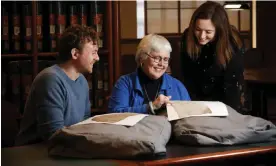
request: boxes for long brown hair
[186,1,243,66]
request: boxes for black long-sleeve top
[180,29,246,112]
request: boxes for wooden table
[244,68,276,83]
[2,142,276,166]
[244,68,276,119]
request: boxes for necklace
[143,83,160,102]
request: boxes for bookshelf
[1,1,119,115]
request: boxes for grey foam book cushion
[172,105,276,145]
[48,115,171,159]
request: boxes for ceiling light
[224,2,250,10]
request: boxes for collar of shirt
[133,68,172,94]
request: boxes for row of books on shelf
[1,60,110,114]
[88,62,109,108]
[1,1,104,54]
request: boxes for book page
[166,101,228,121]
[73,113,148,127]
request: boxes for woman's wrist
[148,102,156,115]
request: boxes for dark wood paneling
[257,1,276,68]
[167,36,182,81]
[121,54,137,76]
[256,1,276,122]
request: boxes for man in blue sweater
[15,25,99,145]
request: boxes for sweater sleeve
[84,87,91,119]
[82,75,91,119]
[108,76,149,114]
[34,73,66,140]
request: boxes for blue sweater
[108,70,191,114]
[16,65,91,145]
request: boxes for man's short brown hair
[58,25,98,63]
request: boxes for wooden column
[106,1,114,92]
[113,1,121,83]
[32,0,38,78]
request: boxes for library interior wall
[119,1,138,75]
[120,1,137,39]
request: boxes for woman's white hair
[135,34,172,66]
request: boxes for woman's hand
[152,94,172,110]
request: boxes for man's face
[78,41,99,73]
[194,19,216,45]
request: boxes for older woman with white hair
[108,34,190,114]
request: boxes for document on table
[166,101,229,121]
[73,113,148,126]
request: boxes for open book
[164,101,229,121]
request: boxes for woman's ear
[71,48,79,60]
[139,58,144,68]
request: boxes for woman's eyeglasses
[145,53,170,64]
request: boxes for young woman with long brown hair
[180,1,246,113]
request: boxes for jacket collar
[134,68,172,93]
